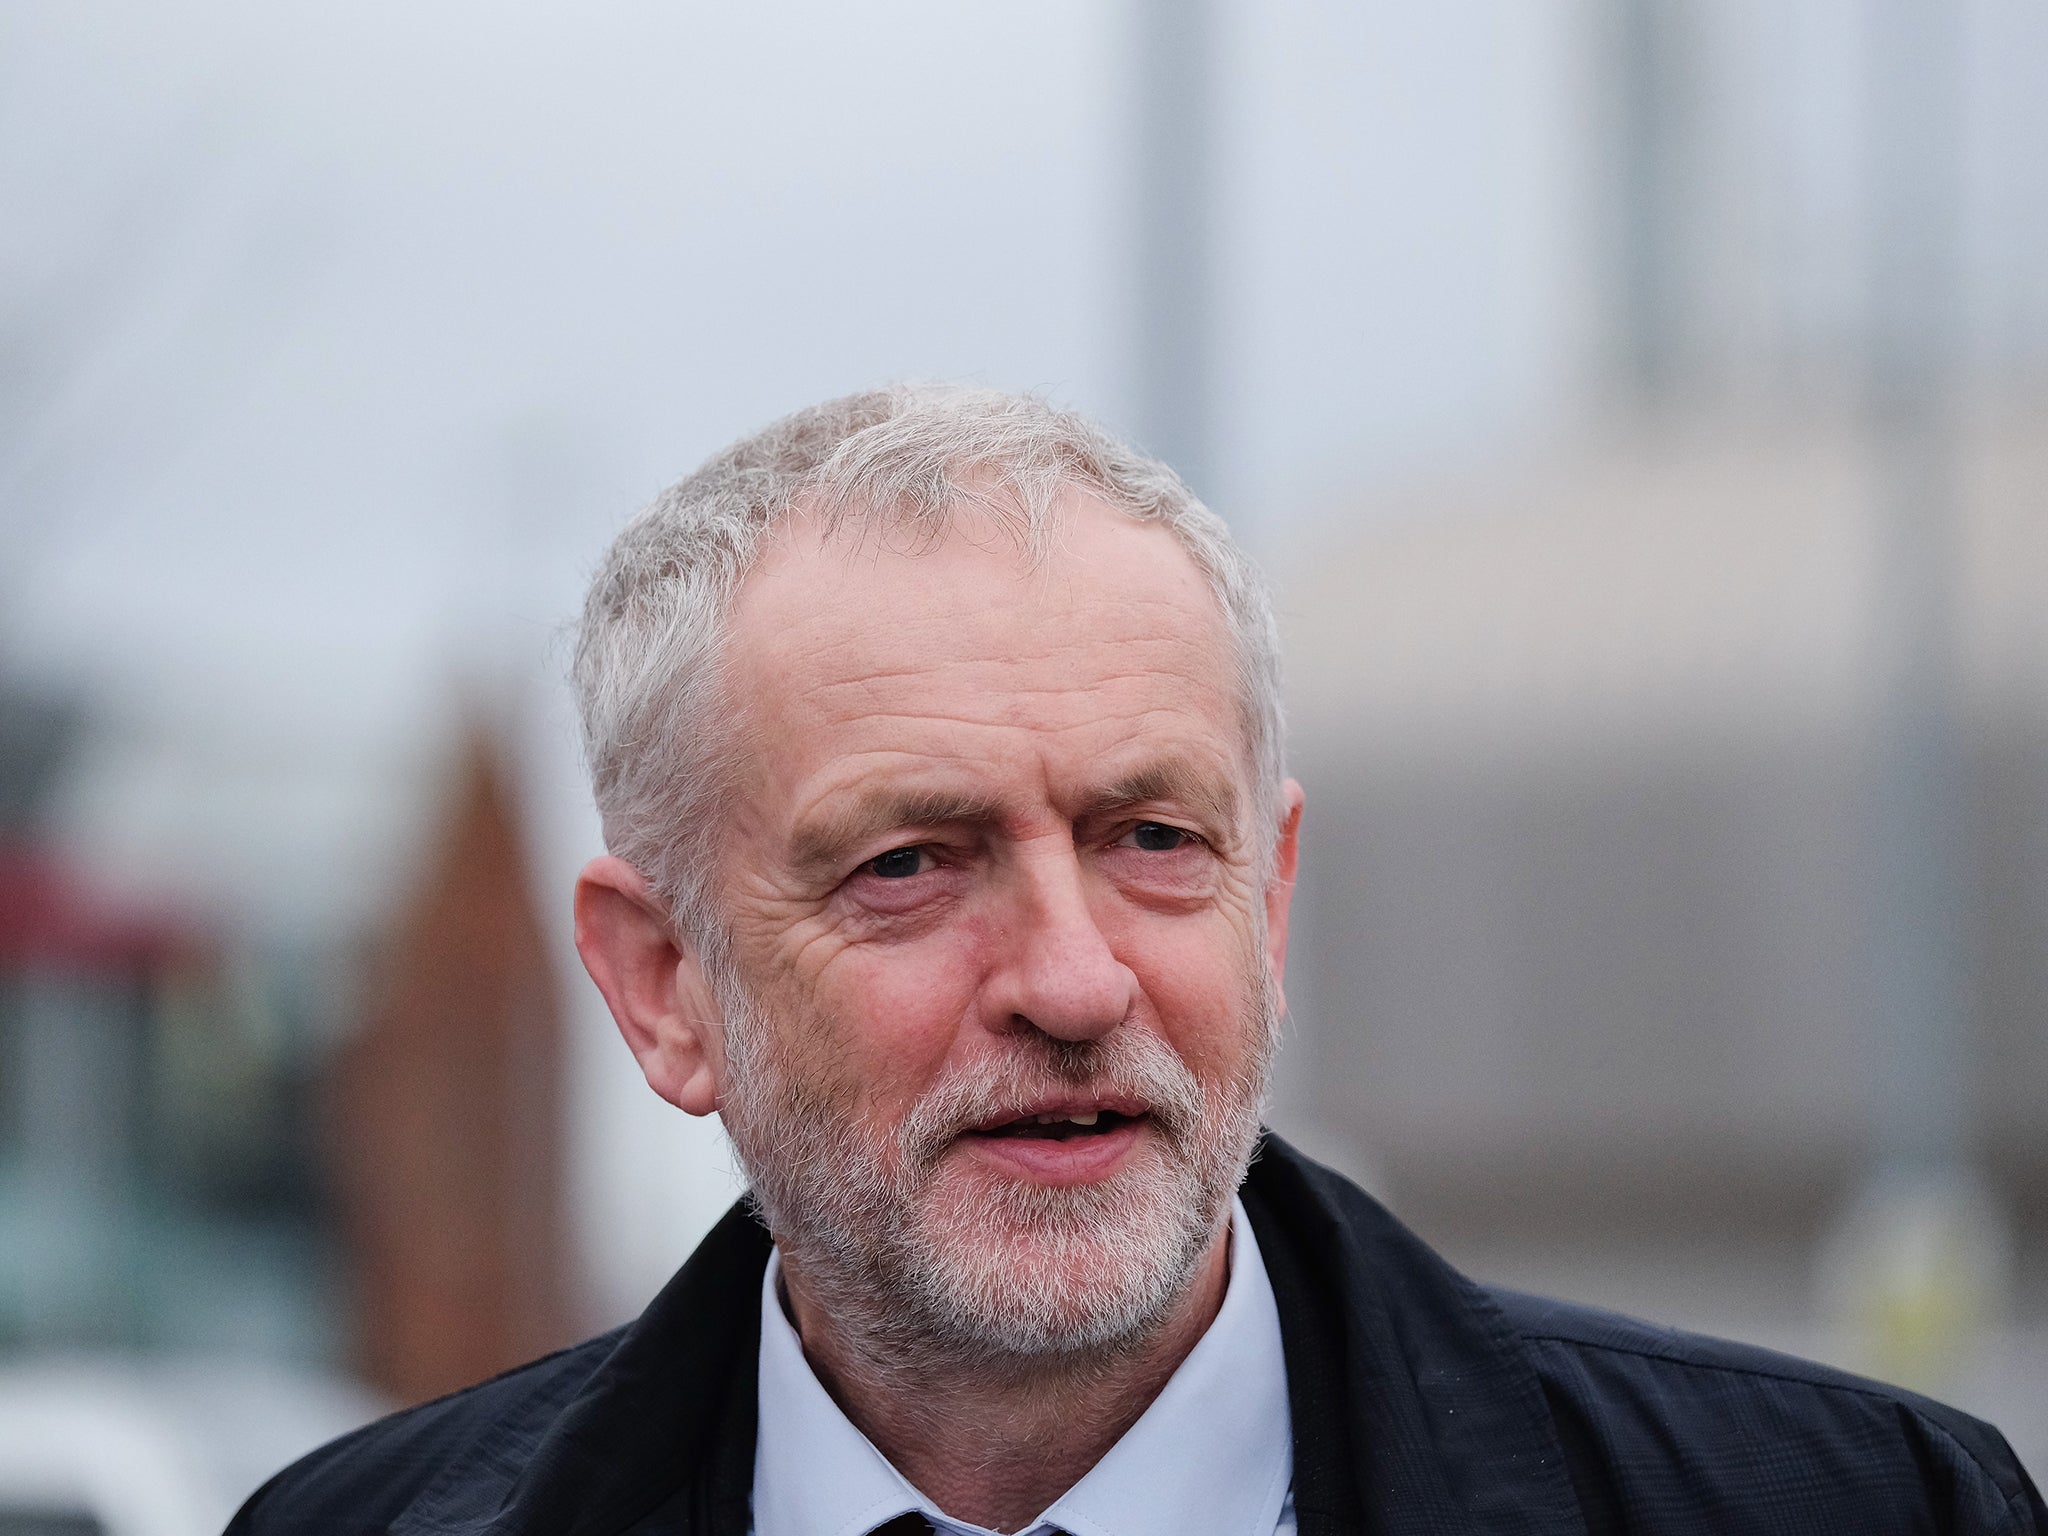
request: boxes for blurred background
[1,0,2043,1526]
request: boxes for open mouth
[971,1109,1140,1143]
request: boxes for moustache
[894,1031,1208,1172]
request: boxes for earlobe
[573,856,727,1117]
[1263,781,1305,1014]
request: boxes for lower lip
[955,1117,1147,1186]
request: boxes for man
[234,387,2042,1535]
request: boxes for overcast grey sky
[10,0,2048,734]
[2,0,1583,734]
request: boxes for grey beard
[713,966,1277,1371]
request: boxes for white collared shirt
[750,1198,1295,1536]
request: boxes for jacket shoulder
[1488,1286,2045,1533]
[227,1200,773,1535]
[227,1329,626,1535]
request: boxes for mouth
[969,1108,1143,1143]
[951,1102,1151,1185]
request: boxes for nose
[981,839,1137,1042]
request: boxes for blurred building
[1264,0,2048,1469]
[0,686,330,1361]
[0,676,587,1405]
[1280,399,2046,1278]
[330,729,572,1405]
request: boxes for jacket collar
[1241,1138,1586,1536]
[392,1136,1585,1536]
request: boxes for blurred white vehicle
[0,1357,383,1536]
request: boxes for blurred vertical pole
[1828,0,2009,1392]
[1609,0,1686,401]
[1131,0,1217,499]
[1865,0,1966,1177]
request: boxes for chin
[884,1146,1232,1361]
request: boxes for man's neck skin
[777,1227,1232,1535]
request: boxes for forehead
[721,489,1246,804]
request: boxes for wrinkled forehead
[720,488,1251,787]
[732,488,1232,670]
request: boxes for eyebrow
[1079,758,1241,837]
[787,786,1007,882]
[784,757,1244,883]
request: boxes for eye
[865,846,930,879]
[1125,821,1195,852]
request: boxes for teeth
[1069,1110,1099,1126]
[1028,1110,1101,1126]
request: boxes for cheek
[1120,913,1266,1076]
[808,932,986,1111]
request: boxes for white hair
[572,383,1285,941]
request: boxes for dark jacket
[231,1136,2044,1534]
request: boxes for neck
[777,1223,1233,1534]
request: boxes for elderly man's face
[702,490,1299,1355]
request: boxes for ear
[573,855,727,1116]
[1262,780,1305,1015]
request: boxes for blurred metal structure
[1834,0,2011,1395]
[1605,0,1691,398]
[1860,0,1969,1178]
[1131,0,1217,498]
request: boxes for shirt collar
[751,1198,1293,1536]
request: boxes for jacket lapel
[1245,1137,1588,1536]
